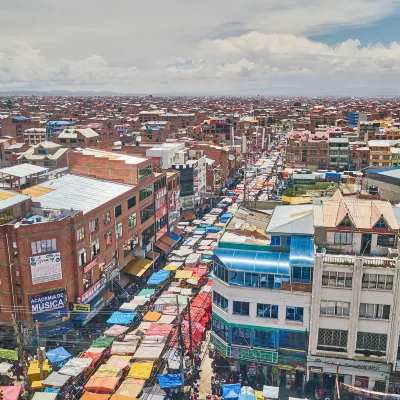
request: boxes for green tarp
[91,337,114,348]
[0,348,18,361]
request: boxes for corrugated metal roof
[0,164,48,178]
[0,190,30,211]
[25,174,135,214]
[267,205,314,235]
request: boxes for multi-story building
[349,142,370,171]
[358,121,380,139]
[56,128,100,149]
[0,172,144,338]
[23,128,47,145]
[310,192,400,390]
[1,116,40,137]
[201,117,231,145]
[19,141,69,169]
[368,140,391,168]
[46,120,75,139]
[211,204,314,389]
[347,112,367,128]
[391,148,400,167]
[285,132,329,170]
[328,138,349,171]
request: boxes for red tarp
[185,307,205,323]
[81,352,103,368]
[146,323,173,337]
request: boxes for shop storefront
[307,355,390,392]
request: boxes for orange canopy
[85,376,120,393]
[143,312,162,322]
[110,395,138,400]
[81,393,110,400]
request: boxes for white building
[308,254,399,392]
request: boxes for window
[104,230,112,248]
[286,236,291,246]
[318,328,348,349]
[271,236,281,246]
[233,301,249,316]
[78,248,87,267]
[257,304,278,319]
[339,216,353,227]
[139,184,153,202]
[230,271,245,286]
[320,300,350,316]
[286,306,304,321]
[116,222,123,240]
[356,332,387,352]
[279,331,308,350]
[138,165,153,180]
[141,225,155,245]
[123,235,139,257]
[245,273,260,287]
[212,317,228,342]
[362,274,393,290]
[359,303,390,320]
[140,203,154,224]
[292,266,311,283]
[103,211,111,225]
[377,234,396,248]
[91,238,100,258]
[115,204,122,217]
[89,218,99,233]
[334,232,353,245]
[231,327,252,346]
[154,176,166,192]
[0,207,13,224]
[31,239,57,255]
[128,213,137,229]
[254,330,276,349]
[76,226,85,242]
[214,262,229,283]
[322,271,352,288]
[213,291,228,312]
[127,196,136,209]
[374,218,387,229]
[260,273,289,289]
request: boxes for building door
[361,234,372,255]
[355,376,369,389]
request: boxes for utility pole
[11,314,28,381]
[176,295,185,379]
[186,298,194,367]
[35,321,44,379]
[334,363,340,400]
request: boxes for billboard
[30,292,68,322]
[30,252,62,285]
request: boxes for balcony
[322,254,395,268]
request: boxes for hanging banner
[30,252,62,285]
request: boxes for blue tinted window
[286,306,304,321]
[212,317,228,342]
[230,271,245,286]
[254,330,276,348]
[245,273,259,287]
[232,327,251,346]
[292,267,311,283]
[286,236,291,246]
[271,236,281,246]
[233,301,249,316]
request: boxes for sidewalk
[198,333,213,399]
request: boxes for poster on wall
[30,252,62,285]
[30,292,68,322]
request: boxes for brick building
[1,116,40,138]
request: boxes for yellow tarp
[143,312,162,322]
[124,258,153,277]
[127,362,154,379]
[28,360,50,384]
[281,195,311,205]
[255,391,263,400]
[163,264,180,271]
[22,186,55,198]
[117,378,145,398]
[94,365,122,377]
[175,270,193,279]
[110,395,137,400]
[31,381,44,390]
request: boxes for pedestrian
[193,380,199,393]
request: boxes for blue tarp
[148,270,170,285]
[214,248,290,275]
[106,311,137,326]
[217,203,227,208]
[206,226,222,233]
[222,384,241,399]
[46,347,72,364]
[289,236,315,267]
[221,213,232,220]
[45,388,60,393]
[193,229,206,235]
[169,233,181,242]
[158,373,184,388]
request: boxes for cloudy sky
[1,0,400,95]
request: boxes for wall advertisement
[30,252,62,285]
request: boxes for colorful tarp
[143,312,162,322]
[104,325,130,337]
[0,349,18,361]
[92,337,115,348]
[81,352,102,368]
[80,393,110,400]
[46,347,72,364]
[106,312,137,326]
[85,376,120,393]
[157,374,183,389]
[117,378,146,398]
[147,270,170,285]
[146,323,172,337]
[94,365,122,377]
[127,363,154,379]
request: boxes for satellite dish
[14,222,21,229]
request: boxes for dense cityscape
[1,95,400,400]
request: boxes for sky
[1,0,400,95]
